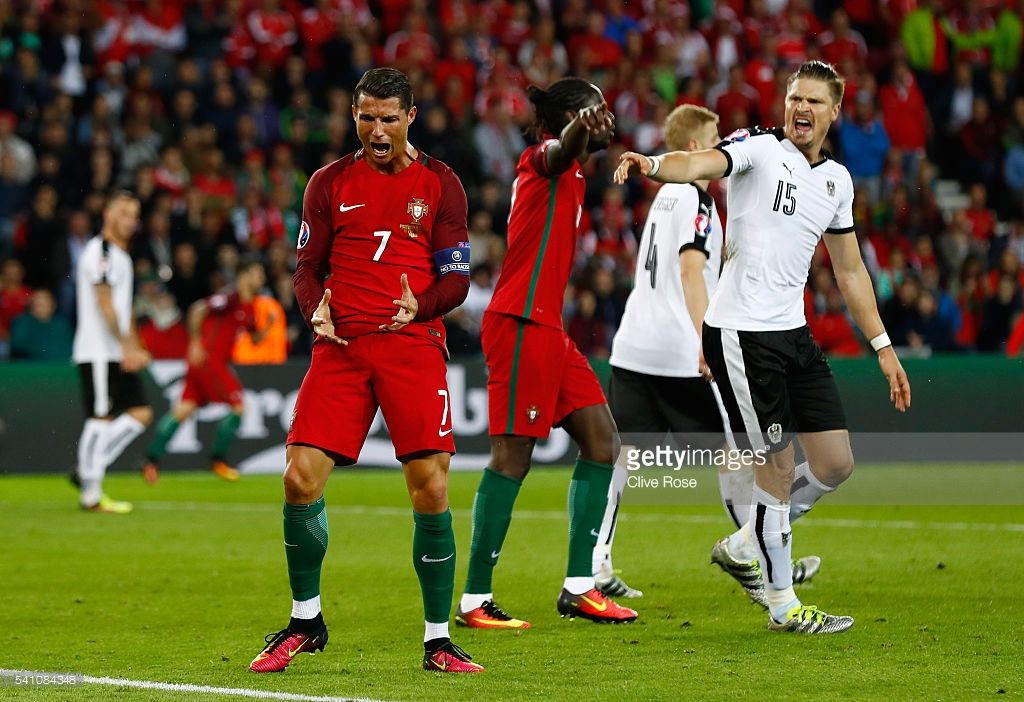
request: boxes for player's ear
[351,104,359,123]
[407,105,417,125]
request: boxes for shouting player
[249,68,481,674]
[595,105,820,605]
[142,258,268,482]
[455,78,638,630]
[616,61,911,633]
[72,191,153,513]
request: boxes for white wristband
[870,332,892,352]
[647,154,661,177]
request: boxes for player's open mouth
[370,142,392,157]
[794,118,812,136]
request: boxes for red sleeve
[293,166,335,328]
[526,141,553,178]
[416,163,471,321]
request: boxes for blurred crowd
[1,0,1023,364]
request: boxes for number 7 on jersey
[373,230,391,261]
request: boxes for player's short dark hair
[106,189,139,207]
[526,77,601,141]
[237,255,264,274]
[787,61,846,107]
[353,67,413,112]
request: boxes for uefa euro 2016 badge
[297,221,310,249]
[526,405,539,424]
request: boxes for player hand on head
[613,152,656,185]
[577,102,614,134]
[311,288,347,345]
[878,347,911,412]
[380,273,418,331]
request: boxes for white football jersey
[611,182,723,377]
[72,236,134,363]
[705,127,855,332]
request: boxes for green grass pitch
[2,464,1022,701]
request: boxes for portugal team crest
[826,180,836,198]
[526,405,539,424]
[297,221,310,249]
[407,198,429,222]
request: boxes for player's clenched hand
[878,347,911,412]
[380,273,418,331]
[311,288,347,345]
[577,102,614,134]
[698,346,713,382]
[121,340,151,372]
[613,152,655,185]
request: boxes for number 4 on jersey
[644,222,658,288]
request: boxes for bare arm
[95,283,127,343]
[97,282,149,371]
[680,249,713,379]
[614,148,730,185]
[544,102,615,176]
[824,232,911,412]
[186,299,209,366]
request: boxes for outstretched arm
[824,232,911,412]
[544,102,615,176]
[614,148,730,185]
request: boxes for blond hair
[787,60,846,107]
[664,105,720,151]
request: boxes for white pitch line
[0,669,383,702]
[137,501,1024,533]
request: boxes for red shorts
[181,363,244,407]
[482,311,607,438]
[287,333,455,464]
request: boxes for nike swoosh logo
[580,594,608,612]
[470,616,522,628]
[575,172,585,179]
[490,550,500,559]
[438,428,453,437]
[421,553,454,563]
[286,647,301,657]
[338,203,365,212]
[590,529,600,538]
[284,541,298,547]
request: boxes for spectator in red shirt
[809,288,865,356]
[247,0,298,69]
[567,289,610,359]
[961,183,998,243]
[0,258,32,357]
[959,98,1002,190]
[568,11,623,72]
[817,9,869,70]
[880,61,930,169]
[711,65,761,133]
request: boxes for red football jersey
[294,151,469,348]
[487,140,585,329]
[201,292,257,364]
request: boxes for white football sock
[101,414,146,469]
[290,595,321,619]
[563,576,594,595]
[78,419,109,506]
[789,461,834,523]
[424,620,449,643]
[750,485,800,620]
[718,465,755,528]
[592,463,628,575]
[726,521,758,562]
[460,592,491,612]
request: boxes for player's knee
[130,406,153,427]
[413,479,448,512]
[819,454,854,487]
[283,458,322,503]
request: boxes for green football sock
[211,412,242,461]
[566,458,614,577]
[284,498,328,601]
[413,510,456,624]
[146,412,181,461]
[464,467,522,595]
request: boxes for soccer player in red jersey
[455,78,638,630]
[142,259,267,482]
[248,68,482,674]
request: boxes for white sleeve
[82,243,109,286]
[827,171,856,233]
[714,129,774,177]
